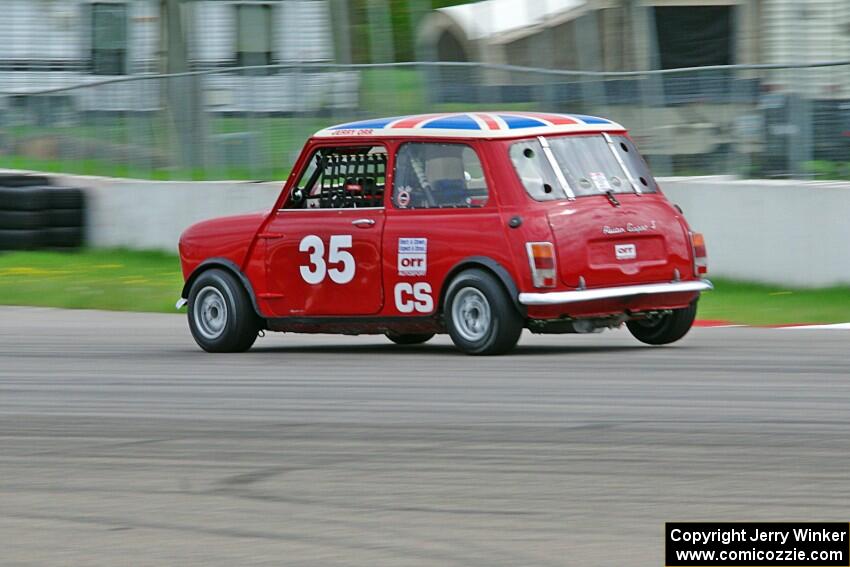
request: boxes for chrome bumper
[518,279,713,306]
[175,298,188,309]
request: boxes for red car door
[263,145,387,317]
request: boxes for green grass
[804,160,850,181]
[0,249,183,313]
[698,278,850,326]
[0,250,848,325]
[360,68,427,115]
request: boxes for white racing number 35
[299,234,355,284]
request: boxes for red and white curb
[694,320,744,328]
[774,322,850,330]
[696,320,850,330]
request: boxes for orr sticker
[398,238,427,276]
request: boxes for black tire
[385,331,434,345]
[46,208,84,228]
[0,210,48,230]
[444,269,523,355]
[47,187,85,209]
[626,301,698,345]
[0,187,51,211]
[0,229,46,250]
[0,174,51,188]
[187,269,261,353]
[44,226,84,248]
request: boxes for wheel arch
[439,256,526,316]
[181,258,263,318]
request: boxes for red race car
[177,112,711,355]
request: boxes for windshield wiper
[604,190,621,207]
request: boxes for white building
[419,0,850,95]
[0,0,357,112]
[417,0,850,167]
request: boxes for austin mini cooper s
[177,112,711,355]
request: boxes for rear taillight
[691,232,708,275]
[526,242,557,288]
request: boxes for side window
[284,146,387,210]
[393,143,489,209]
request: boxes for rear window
[509,134,657,201]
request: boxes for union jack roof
[313,112,625,139]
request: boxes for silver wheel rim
[193,286,228,340]
[452,287,492,342]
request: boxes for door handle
[351,218,376,227]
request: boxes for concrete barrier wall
[39,172,283,252]
[4,171,849,287]
[661,177,850,287]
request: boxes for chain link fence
[2,60,849,181]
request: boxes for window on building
[392,143,489,209]
[285,146,387,210]
[654,6,734,69]
[236,4,273,72]
[91,3,128,75]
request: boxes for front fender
[180,258,263,318]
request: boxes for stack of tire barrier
[0,174,85,251]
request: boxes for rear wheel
[627,302,697,345]
[187,269,261,353]
[385,331,434,345]
[444,269,523,355]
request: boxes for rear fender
[440,256,526,316]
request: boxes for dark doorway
[654,6,734,69]
[437,30,468,62]
[433,30,471,102]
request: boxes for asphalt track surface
[1,307,848,566]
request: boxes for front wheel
[626,301,697,345]
[444,269,523,355]
[187,269,261,353]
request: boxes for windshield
[509,134,657,200]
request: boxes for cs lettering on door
[394,282,433,314]
[299,234,355,284]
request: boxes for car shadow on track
[247,342,647,356]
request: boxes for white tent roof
[439,0,587,41]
